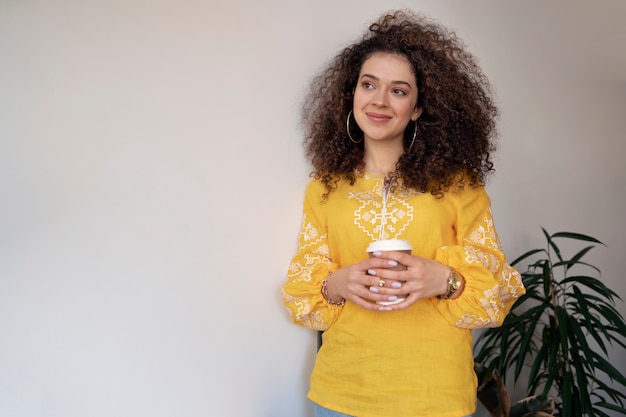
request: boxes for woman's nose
[372,91,388,106]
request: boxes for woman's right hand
[325,257,407,311]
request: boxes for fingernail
[388,260,398,267]
[367,269,377,275]
[387,295,398,301]
[373,250,383,257]
[369,286,380,293]
[391,282,402,289]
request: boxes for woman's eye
[393,88,407,96]
[362,81,374,89]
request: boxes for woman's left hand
[367,251,453,310]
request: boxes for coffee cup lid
[366,239,413,253]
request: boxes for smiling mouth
[366,112,392,122]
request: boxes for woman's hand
[325,257,411,311]
[365,251,461,310]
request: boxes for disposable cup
[366,239,412,305]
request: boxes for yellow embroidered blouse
[282,174,525,417]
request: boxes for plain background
[1,1,624,416]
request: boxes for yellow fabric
[283,174,525,417]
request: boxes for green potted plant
[474,228,626,416]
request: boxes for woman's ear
[412,106,423,121]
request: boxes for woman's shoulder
[305,177,326,195]
[441,180,491,208]
[304,173,382,203]
[303,178,331,205]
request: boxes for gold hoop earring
[346,110,363,144]
[408,120,418,152]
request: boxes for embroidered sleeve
[432,187,526,329]
[282,181,342,331]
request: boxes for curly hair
[302,10,498,198]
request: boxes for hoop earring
[407,120,418,152]
[346,111,363,144]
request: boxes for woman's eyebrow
[360,73,413,89]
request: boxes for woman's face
[353,52,422,146]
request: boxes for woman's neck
[363,142,403,177]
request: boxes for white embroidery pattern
[349,183,420,240]
[465,213,500,250]
[282,290,328,331]
[288,215,330,283]
[285,214,333,329]
[454,215,525,329]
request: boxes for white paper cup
[366,239,413,256]
[366,239,412,305]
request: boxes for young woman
[283,10,525,417]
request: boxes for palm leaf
[527,339,549,393]
[567,311,596,367]
[542,228,563,262]
[555,306,570,358]
[557,259,603,275]
[566,244,595,264]
[511,248,546,268]
[593,304,626,333]
[551,231,605,245]
[474,229,626,417]
[570,348,592,413]
[592,377,626,405]
[590,407,611,417]
[594,402,626,414]
[590,351,626,386]
[561,372,573,417]
[514,309,542,380]
[561,276,620,300]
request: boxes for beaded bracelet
[321,277,346,307]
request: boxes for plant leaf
[541,330,559,397]
[570,345,592,413]
[594,401,626,413]
[572,285,606,353]
[591,351,626,387]
[514,310,541,381]
[474,227,626,417]
[555,306,570,360]
[542,228,563,263]
[511,248,546,268]
[592,377,626,406]
[551,231,605,245]
[565,245,595,270]
[567,307,596,365]
[561,371,573,417]
[593,304,626,333]
[561,276,619,301]
[541,263,552,306]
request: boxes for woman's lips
[366,112,392,122]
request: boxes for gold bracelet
[321,277,345,306]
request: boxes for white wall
[0,1,624,416]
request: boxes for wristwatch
[437,268,462,300]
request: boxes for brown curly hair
[302,10,498,198]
